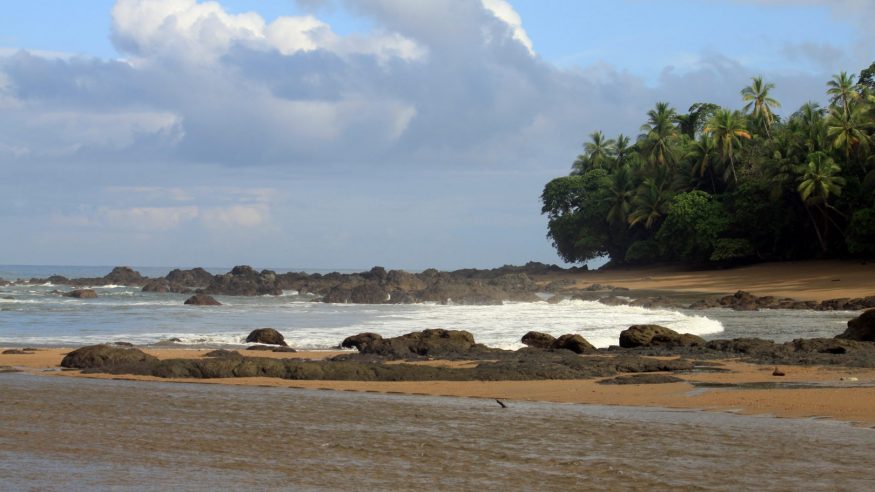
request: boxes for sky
[1,0,873,270]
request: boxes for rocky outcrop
[836,309,875,342]
[184,294,221,306]
[619,325,705,349]
[103,266,145,285]
[341,329,485,358]
[553,334,597,354]
[203,265,283,296]
[245,328,288,346]
[64,289,98,299]
[165,268,214,288]
[60,345,158,370]
[142,279,192,294]
[521,331,556,349]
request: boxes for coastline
[539,259,875,302]
[5,347,875,425]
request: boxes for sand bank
[539,260,875,301]
[4,348,875,425]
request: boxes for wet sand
[537,260,875,301]
[2,372,874,491]
[5,348,875,425]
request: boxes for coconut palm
[639,102,679,167]
[827,72,860,116]
[704,109,752,184]
[628,177,673,229]
[741,76,781,138]
[686,134,719,193]
[583,131,615,170]
[797,151,846,253]
[605,165,635,227]
[826,103,872,170]
[796,101,827,153]
[613,134,632,167]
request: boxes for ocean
[0,265,857,349]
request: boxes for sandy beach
[540,259,875,301]
[5,347,875,425]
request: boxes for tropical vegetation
[541,62,875,265]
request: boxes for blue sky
[1,0,873,270]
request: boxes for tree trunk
[805,205,827,254]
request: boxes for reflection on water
[1,373,873,490]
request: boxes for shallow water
[1,373,873,491]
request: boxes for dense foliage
[542,63,875,265]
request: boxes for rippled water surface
[1,373,873,491]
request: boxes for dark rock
[341,329,480,358]
[271,346,298,353]
[204,349,243,359]
[2,349,31,355]
[619,325,705,348]
[552,334,597,354]
[246,345,275,351]
[521,331,556,349]
[165,268,214,287]
[64,289,97,299]
[245,328,287,346]
[60,345,158,370]
[599,374,684,385]
[837,309,875,342]
[104,266,145,285]
[113,342,134,347]
[203,265,282,296]
[706,338,779,355]
[184,294,222,306]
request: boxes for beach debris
[772,367,785,377]
[246,328,288,346]
[183,294,222,306]
[496,399,508,408]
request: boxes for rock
[837,309,875,342]
[64,289,98,299]
[599,374,684,385]
[203,265,282,296]
[706,338,778,355]
[60,345,158,370]
[184,294,221,306]
[552,334,597,354]
[341,329,480,358]
[272,346,298,353]
[245,345,275,351]
[204,349,243,359]
[104,266,145,285]
[165,267,214,287]
[772,367,785,376]
[323,283,388,304]
[2,349,32,355]
[113,342,134,347]
[619,325,705,348]
[521,331,556,349]
[245,328,288,346]
[154,338,183,346]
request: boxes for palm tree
[827,72,860,116]
[605,165,635,226]
[628,177,672,229]
[613,134,632,167]
[741,76,781,138]
[686,134,719,192]
[704,109,752,184]
[797,151,846,253]
[583,131,615,170]
[796,101,827,153]
[639,102,678,167]
[826,103,872,170]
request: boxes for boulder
[245,328,288,346]
[342,329,480,358]
[60,345,158,369]
[521,331,556,349]
[619,325,705,348]
[552,334,597,354]
[103,266,145,285]
[65,289,98,299]
[836,309,875,342]
[184,294,221,306]
[165,268,214,287]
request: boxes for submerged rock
[184,294,221,306]
[245,328,288,346]
[64,289,98,299]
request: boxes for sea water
[0,265,857,349]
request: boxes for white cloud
[480,0,534,55]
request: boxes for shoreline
[4,347,875,426]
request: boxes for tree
[827,71,860,116]
[826,103,872,170]
[705,109,752,184]
[676,103,719,139]
[628,177,672,229]
[686,134,719,193]
[655,191,729,262]
[639,102,679,167]
[583,131,615,170]
[613,134,633,167]
[797,152,846,253]
[741,76,781,138]
[859,61,875,94]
